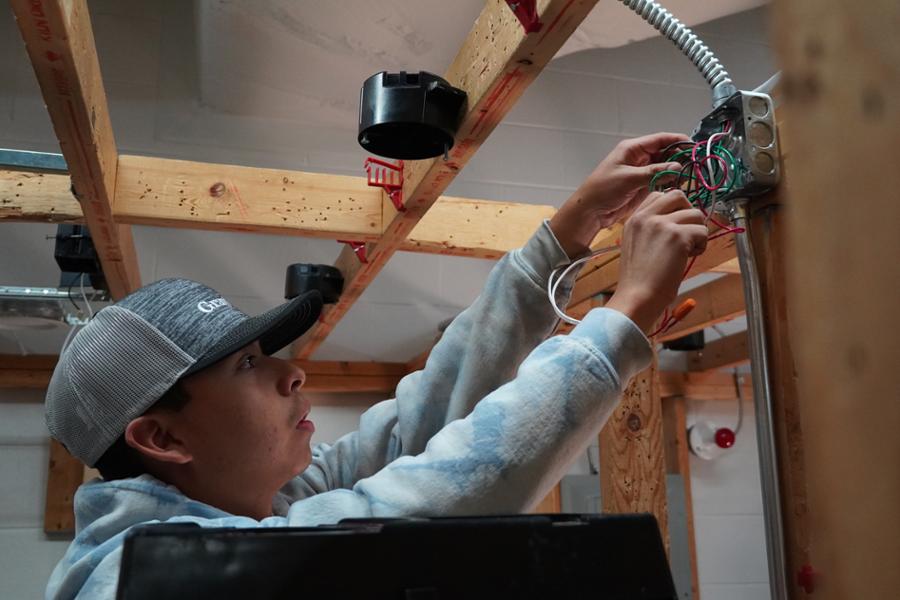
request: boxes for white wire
[61,324,80,352]
[547,245,619,326]
[79,273,94,319]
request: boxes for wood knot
[209,182,226,197]
[626,413,642,432]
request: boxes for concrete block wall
[0,1,774,597]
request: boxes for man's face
[173,341,315,495]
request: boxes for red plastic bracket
[505,1,542,34]
[337,240,368,264]
[797,564,816,594]
[364,157,405,212]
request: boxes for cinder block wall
[0,2,774,597]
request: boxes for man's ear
[124,415,192,465]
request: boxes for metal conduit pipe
[617,0,737,106]
[731,200,789,600]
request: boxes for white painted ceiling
[196,0,766,124]
[0,0,767,369]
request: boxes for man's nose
[277,359,306,396]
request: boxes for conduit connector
[364,157,405,212]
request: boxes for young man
[45,133,706,599]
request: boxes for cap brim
[184,290,323,375]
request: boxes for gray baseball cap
[45,278,323,466]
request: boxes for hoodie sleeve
[276,221,585,504]
[279,306,652,524]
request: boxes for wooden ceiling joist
[659,370,752,401]
[11,0,140,300]
[569,232,739,309]
[1,166,558,261]
[292,0,603,359]
[1,354,751,402]
[686,331,749,372]
[0,355,57,390]
[656,274,745,343]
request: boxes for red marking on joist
[471,68,523,137]
[227,180,249,218]
[538,0,578,44]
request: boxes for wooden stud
[662,396,700,599]
[44,439,82,534]
[10,0,140,299]
[773,0,900,584]
[686,331,749,372]
[293,0,603,358]
[599,350,669,549]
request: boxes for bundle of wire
[547,122,746,336]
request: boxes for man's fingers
[637,189,692,216]
[681,224,709,256]
[668,207,706,225]
[617,132,692,164]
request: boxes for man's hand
[605,190,708,334]
[549,132,689,258]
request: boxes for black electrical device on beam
[285,264,344,304]
[358,71,467,160]
[662,330,705,352]
[53,224,107,292]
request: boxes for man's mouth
[296,411,315,433]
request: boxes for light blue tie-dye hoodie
[46,221,652,599]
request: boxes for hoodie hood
[46,476,253,600]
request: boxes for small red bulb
[715,427,736,449]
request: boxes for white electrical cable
[79,274,94,319]
[547,245,620,325]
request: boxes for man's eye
[240,355,256,370]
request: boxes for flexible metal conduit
[731,200,789,600]
[618,0,737,106]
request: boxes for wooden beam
[0,354,755,403]
[659,371,752,401]
[294,360,406,395]
[531,482,562,514]
[662,396,700,599]
[1,166,559,260]
[294,0,602,358]
[11,0,140,299]
[114,155,384,241]
[656,275,745,343]
[709,257,740,274]
[0,355,57,389]
[403,197,557,259]
[686,331,749,372]
[0,169,81,223]
[570,234,738,308]
[44,439,82,534]
[599,350,669,550]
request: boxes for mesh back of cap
[46,306,195,466]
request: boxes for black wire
[659,140,696,156]
[65,272,85,311]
